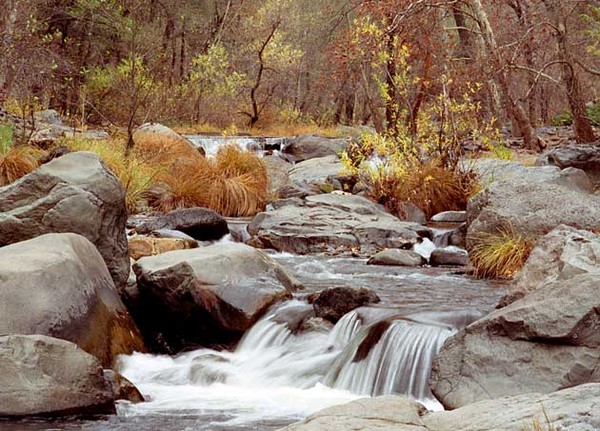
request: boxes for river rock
[0,335,115,417]
[132,243,300,352]
[282,134,349,163]
[429,246,469,267]
[0,233,145,367]
[283,384,600,430]
[430,271,600,409]
[128,207,229,241]
[310,287,380,323]
[0,151,130,291]
[466,162,600,248]
[367,249,425,267]
[536,144,600,184]
[103,370,145,403]
[128,235,198,260]
[263,154,293,197]
[249,194,430,255]
[430,211,466,223]
[278,155,344,198]
[513,225,600,295]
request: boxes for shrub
[470,226,533,279]
[551,103,600,127]
[0,124,42,186]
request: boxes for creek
[4,251,502,431]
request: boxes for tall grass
[470,226,533,279]
[0,124,42,186]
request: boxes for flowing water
[2,252,503,431]
[185,135,288,158]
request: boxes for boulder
[309,287,380,323]
[103,370,145,404]
[537,144,600,184]
[283,385,600,431]
[248,194,430,255]
[466,163,600,248]
[0,233,145,367]
[0,151,130,290]
[132,243,301,352]
[367,249,425,267]
[430,272,600,409]
[429,246,469,267]
[263,154,293,197]
[278,155,344,198]
[128,207,229,241]
[282,134,349,163]
[0,335,115,417]
[34,109,63,125]
[513,225,600,295]
[128,235,198,260]
[430,211,466,223]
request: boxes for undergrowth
[470,226,533,279]
[0,124,42,186]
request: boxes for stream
[3,251,503,431]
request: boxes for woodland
[2,0,600,148]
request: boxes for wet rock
[189,354,228,385]
[151,228,198,242]
[448,223,467,248]
[0,335,115,417]
[536,144,600,184]
[103,369,145,403]
[429,246,469,267]
[430,271,600,409]
[132,243,301,352]
[272,302,316,332]
[128,235,198,260]
[0,233,145,367]
[249,194,430,255]
[282,134,349,163]
[285,384,600,430]
[0,151,130,291]
[430,211,466,223]
[310,286,380,323]
[128,207,229,241]
[466,161,599,248]
[367,249,425,267]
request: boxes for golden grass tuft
[133,131,204,165]
[0,146,42,186]
[470,226,533,279]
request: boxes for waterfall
[324,317,454,409]
[185,135,288,157]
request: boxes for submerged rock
[0,335,115,417]
[0,151,130,291]
[132,243,301,352]
[0,233,145,367]
[310,286,380,323]
[249,194,430,255]
[103,370,145,404]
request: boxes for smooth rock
[128,235,198,260]
[430,211,467,223]
[128,207,229,241]
[430,272,600,409]
[249,193,430,255]
[0,151,130,291]
[429,246,469,267]
[536,144,600,184]
[263,154,293,197]
[0,233,145,367]
[367,249,426,267]
[278,155,344,198]
[282,134,349,163]
[103,369,145,403]
[132,243,300,352]
[0,335,115,417]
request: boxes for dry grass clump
[154,145,267,217]
[470,226,533,279]
[64,136,158,213]
[133,130,203,165]
[0,146,42,186]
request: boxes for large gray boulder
[263,154,293,196]
[537,144,600,184]
[0,335,115,417]
[513,225,600,295]
[430,271,600,409]
[0,151,130,291]
[249,194,430,255]
[282,134,349,163]
[132,243,300,352]
[283,384,600,431]
[466,161,600,248]
[0,233,145,367]
[278,155,345,198]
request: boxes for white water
[186,135,287,157]
[117,300,459,427]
